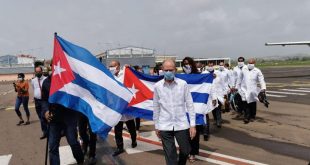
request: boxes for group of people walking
[12,56,266,165]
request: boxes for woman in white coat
[236,58,266,124]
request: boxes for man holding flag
[44,33,133,164]
[153,59,196,165]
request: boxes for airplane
[265,41,310,46]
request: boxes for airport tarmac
[0,67,309,165]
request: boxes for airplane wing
[265,41,310,46]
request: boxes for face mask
[248,64,255,70]
[18,78,23,81]
[197,68,201,72]
[109,67,117,75]
[36,73,42,78]
[182,65,192,74]
[164,71,174,80]
[238,62,244,68]
[158,70,164,76]
[219,66,225,71]
[207,66,214,72]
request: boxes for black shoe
[112,148,125,156]
[40,134,47,140]
[250,118,255,122]
[131,141,137,148]
[24,121,30,125]
[88,157,97,165]
[244,119,249,124]
[217,124,222,128]
[203,135,209,141]
[17,120,24,126]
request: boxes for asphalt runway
[0,67,309,165]
[261,67,310,105]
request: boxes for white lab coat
[201,70,219,112]
[219,68,234,95]
[227,69,234,87]
[233,65,246,87]
[236,67,266,103]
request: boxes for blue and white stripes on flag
[49,35,132,138]
[125,68,214,125]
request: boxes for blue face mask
[164,71,174,80]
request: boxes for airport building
[0,54,35,81]
[96,46,156,67]
[0,67,34,81]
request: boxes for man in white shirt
[218,62,234,112]
[236,58,266,124]
[224,63,234,112]
[109,60,137,157]
[201,62,217,140]
[153,59,196,165]
[31,66,47,139]
[202,62,224,128]
[232,57,248,117]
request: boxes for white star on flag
[128,84,139,98]
[53,61,66,78]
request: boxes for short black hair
[18,73,25,78]
[238,57,245,62]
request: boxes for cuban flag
[49,34,133,138]
[123,67,214,125]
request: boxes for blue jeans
[15,96,30,117]
[34,99,47,135]
[48,121,84,165]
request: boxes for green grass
[255,60,310,68]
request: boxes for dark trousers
[34,99,47,135]
[114,119,136,149]
[48,121,84,165]
[212,101,222,125]
[238,101,247,114]
[135,118,141,131]
[224,94,230,112]
[160,129,191,165]
[190,125,203,155]
[78,114,97,158]
[203,114,210,137]
[15,96,30,117]
[244,102,257,120]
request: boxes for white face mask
[18,78,23,81]
[238,62,244,67]
[182,65,192,74]
[248,64,255,70]
[158,70,164,75]
[207,66,214,72]
[109,67,117,75]
[219,66,225,71]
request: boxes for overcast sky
[1,0,310,59]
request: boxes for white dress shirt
[31,76,47,100]
[153,78,195,131]
[114,68,135,122]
